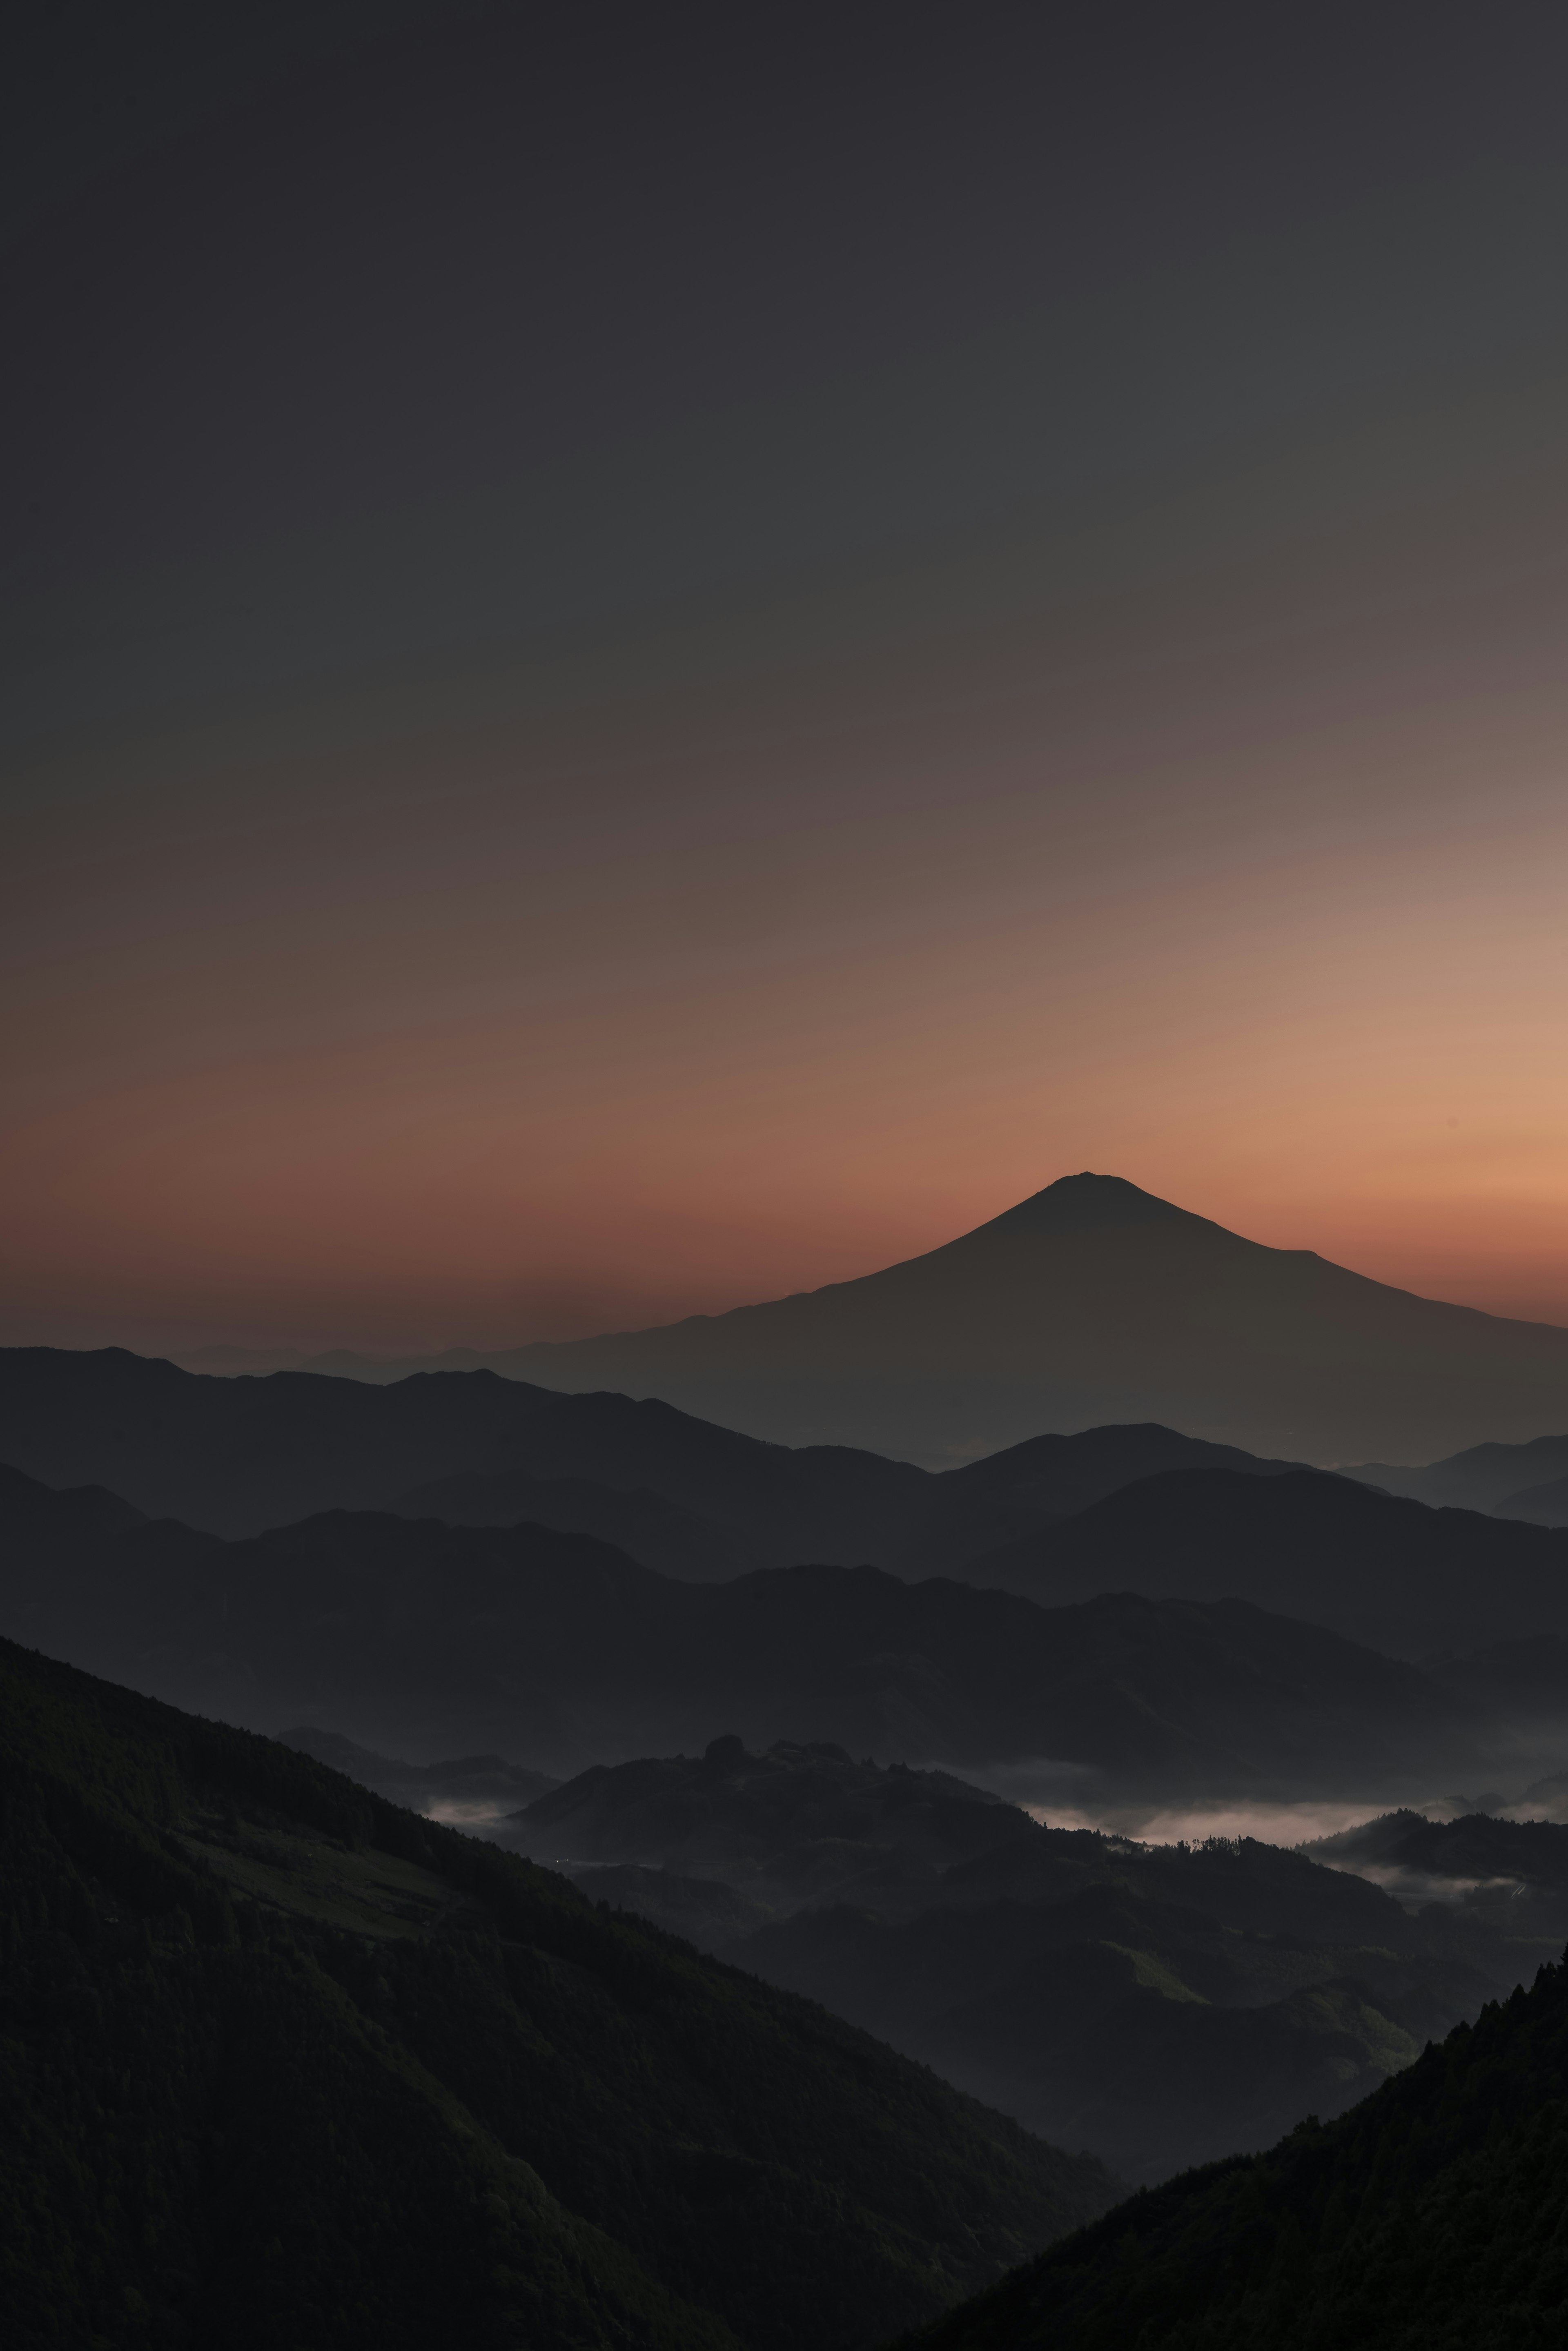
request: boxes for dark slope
[0,1639,1116,2351]
[0,1467,1479,1789]
[749,1876,1479,2188]
[357,1172,1568,1464]
[893,1951,1568,2351]
[962,1466,1568,1656]
[513,1745,1532,2186]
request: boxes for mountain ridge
[0,1462,1487,1792]
[212,1172,1568,1466]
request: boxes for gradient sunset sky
[5,1,1568,1357]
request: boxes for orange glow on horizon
[6,388,1568,1358]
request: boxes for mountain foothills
[0,1463,1486,1792]
[896,1949,1568,2351]
[218,1173,1568,1465]
[503,1738,1566,2188]
[0,1638,1117,2351]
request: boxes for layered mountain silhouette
[0,1342,1307,1553]
[257,1173,1568,1464]
[1306,1809,1568,1937]
[0,1638,1117,2349]
[957,1466,1568,1658]
[1342,1430,1568,1517]
[0,1346,923,1545]
[499,1740,1546,2186]
[0,1465,1482,1792]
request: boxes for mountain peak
[973,1172,1190,1239]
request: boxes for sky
[5,0,1568,1358]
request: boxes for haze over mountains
[181,1174,1568,1467]
[0,1339,1304,1552]
[506,1738,1562,2186]
[0,1638,1116,2350]
[0,1463,1487,1793]
[15,1219,1568,2343]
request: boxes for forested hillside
[895,1953,1568,2349]
[0,1640,1115,2350]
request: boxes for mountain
[0,1347,558,1536]
[960,1466,1568,1658]
[0,1639,1118,2350]
[382,1387,928,1563]
[0,1346,926,1546]
[0,1337,1367,1575]
[507,1741,1534,2186]
[1341,1431,1568,1514]
[276,1173,1568,1465]
[0,1466,1481,1791]
[1304,1809,1568,1940]
[893,1945,1568,2351]
[884,1423,1310,1577]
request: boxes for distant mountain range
[1343,1431,1568,1522]
[0,1463,1485,1794]
[186,1172,1568,1464]
[0,1339,1308,1548]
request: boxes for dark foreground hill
[893,1949,1568,2351]
[962,1467,1568,1657]
[508,1740,1542,2186]
[0,1638,1117,2351]
[327,1172,1568,1464]
[0,1467,1483,1790]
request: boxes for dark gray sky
[6,1,1568,1354]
